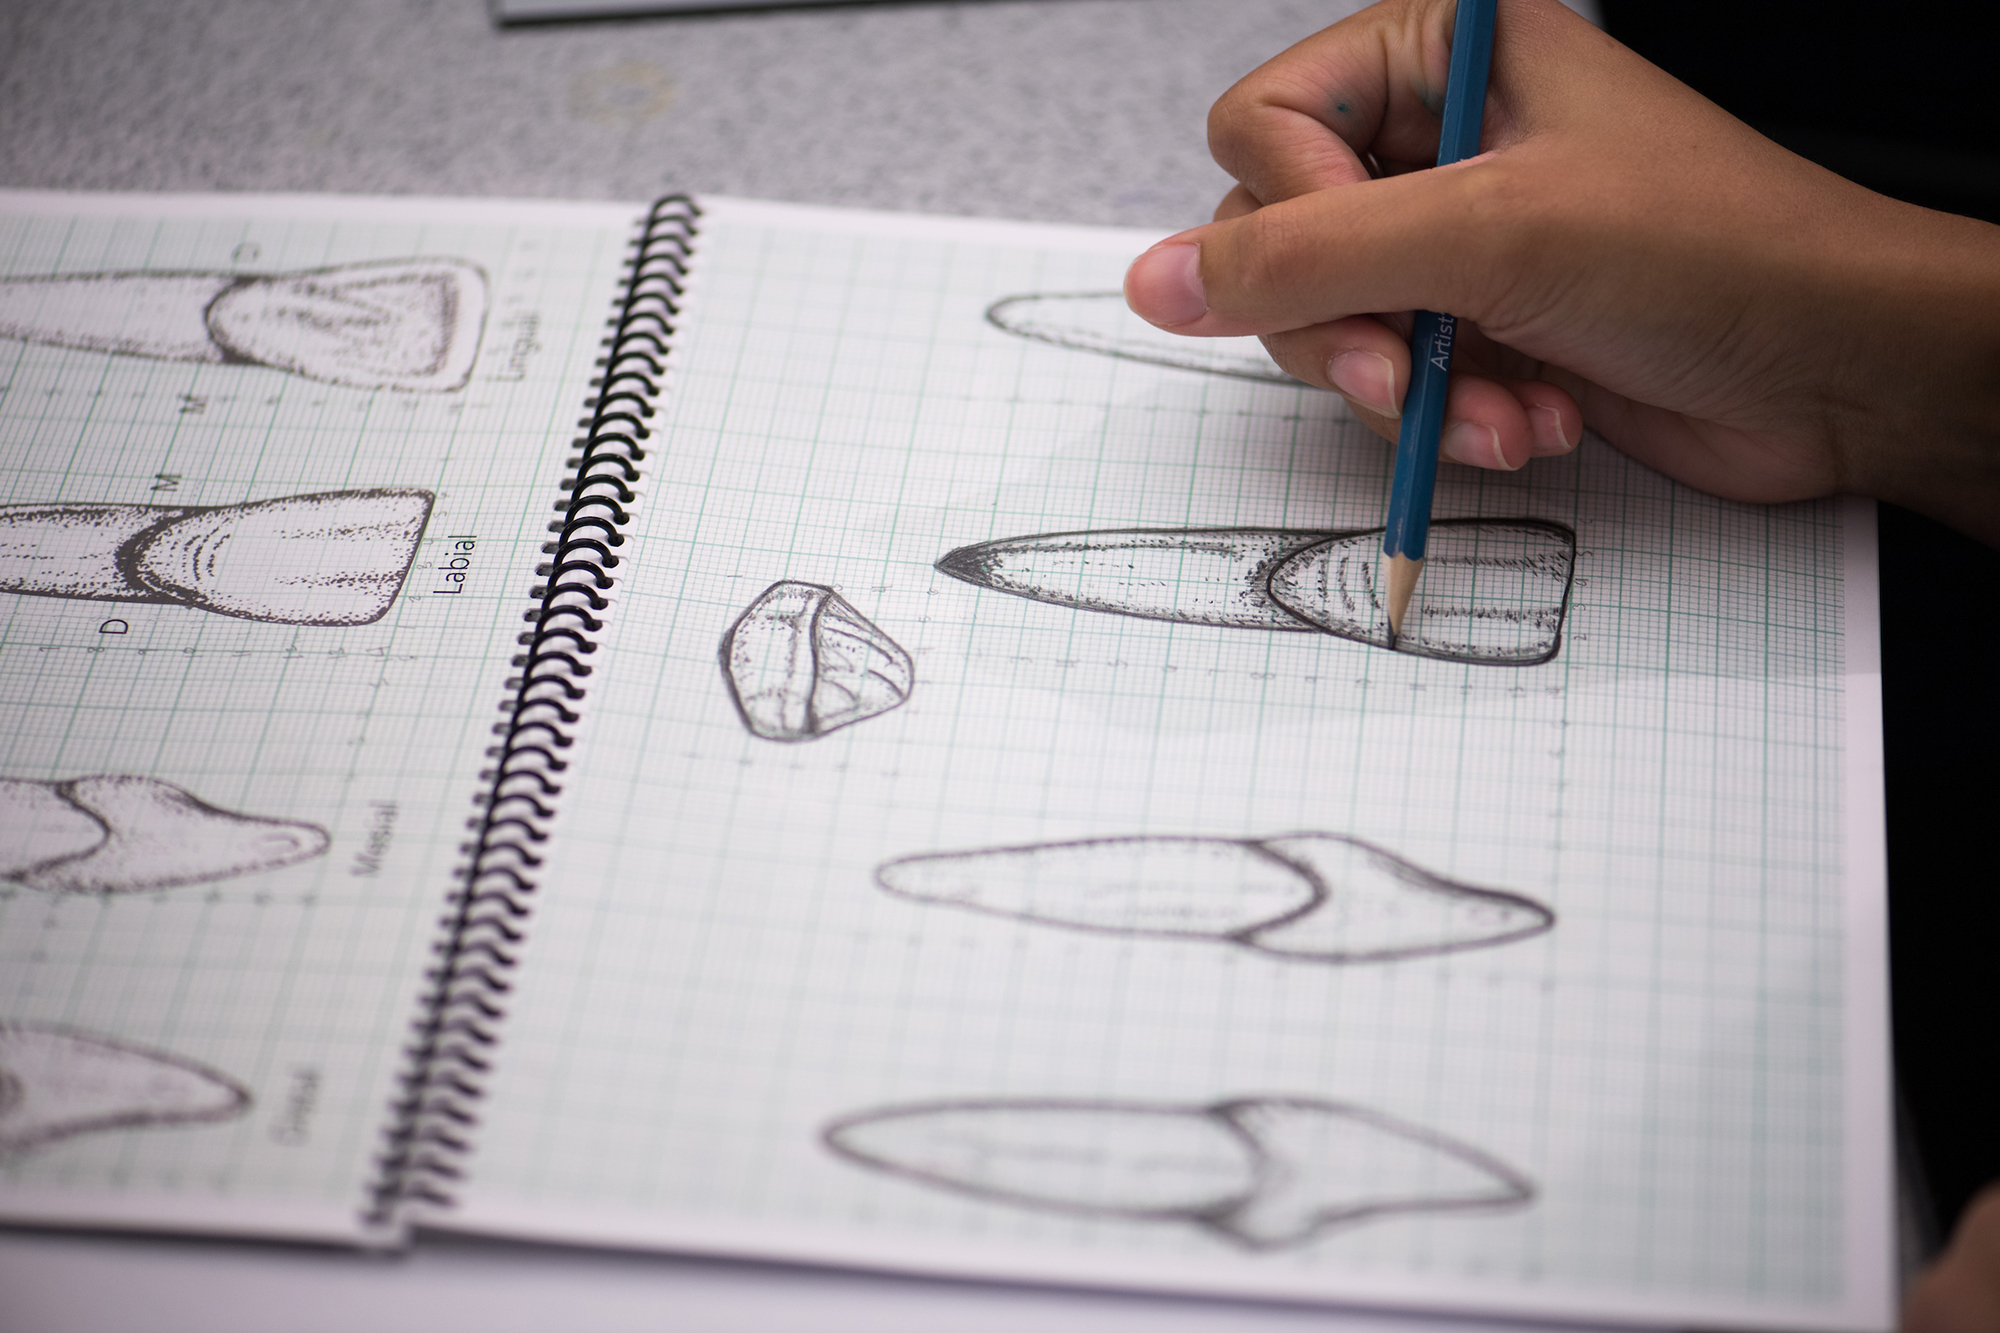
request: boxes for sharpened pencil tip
[1384,553,1423,645]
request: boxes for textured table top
[1,0,1375,230]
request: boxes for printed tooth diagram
[0,1023,251,1156]
[0,489,435,625]
[719,581,915,742]
[876,833,1553,962]
[0,775,329,894]
[824,1097,1533,1249]
[937,520,1577,665]
[0,259,489,392]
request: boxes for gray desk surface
[4,0,1353,231]
[6,4,1895,1332]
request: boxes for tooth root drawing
[935,529,1327,630]
[719,581,915,742]
[986,292,1296,386]
[0,259,488,392]
[0,775,329,894]
[0,1023,251,1156]
[875,834,1553,963]
[823,1097,1533,1249]
[936,519,1576,666]
[0,488,434,625]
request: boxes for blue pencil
[1381,0,1500,643]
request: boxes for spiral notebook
[0,189,1891,1331]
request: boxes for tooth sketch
[0,488,434,625]
[0,775,329,894]
[936,519,1576,665]
[939,528,1323,630]
[986,292,1295,385]
[0,1022,251,1156]
[1266,523,1575,664]
[875,833,1553,962]
[823,1096,1533,1249]
[0,259,488,392]
[719,581,915,742]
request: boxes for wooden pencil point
[1384,552,1423,643]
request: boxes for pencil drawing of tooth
[986,292,1296,385]
[720,581,916,742]
[0,259,487,391]
[1267,521,1575,665]
[824,1097,1533,1249]
[936,529,1328,630]
[0,775,329,894]
[876,834,1552,962]
[936,519,1575,666]
[0,1023,251,1155]
[0,488,434,625]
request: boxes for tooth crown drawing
[0,259,489,392]
[719,581,915,742]
[0,775,329,894]
[0,488,434,625]
[876,833,1553,963]
[824,1096,1533,1250]
[0,1023,250,1156]
[938,520,1577,665]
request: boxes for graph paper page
[0,192,636,1240]
[448,198,1892,1329]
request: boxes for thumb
[1124,154,1514,338]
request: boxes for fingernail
[1529,406,1576,456]
[1124,243,1206,326]
[1441,421,1512,470]
[1326,351,1400,418]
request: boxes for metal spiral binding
[364,196,701,1227]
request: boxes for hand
[1123,0,2000,542]
[1907,1186,2000,1333]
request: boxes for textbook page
[0,192,636,1240]
[446,199,1893,1329]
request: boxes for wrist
[1837,201,2000,544]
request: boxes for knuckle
[1207,87,1251,141]
[1227,207,1309,306]
[1258,330,1326,386]
[1206,87,1266,169]
[1445,167,1559,313]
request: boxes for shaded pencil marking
[1267,520,1577,664]
[0,259,488,392]
[876,832,1553,962]
[936,519,1576,666]
[0,489,434,625]
[719,581,915,742]
[0,1023,251,1156]
[937,528,1326,630]
[986,292,1298,385]
[824,1096,1534,1250]
[0,775,329,894]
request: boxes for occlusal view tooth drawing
[936,520,1576,666]
[823,1096,1533,1249]
[875,833,1553,962]
[719,581,915,742]
[0,1023,250,1156]
[0,775,329,894]
[0,488,434,625]
[0,259,488,392]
